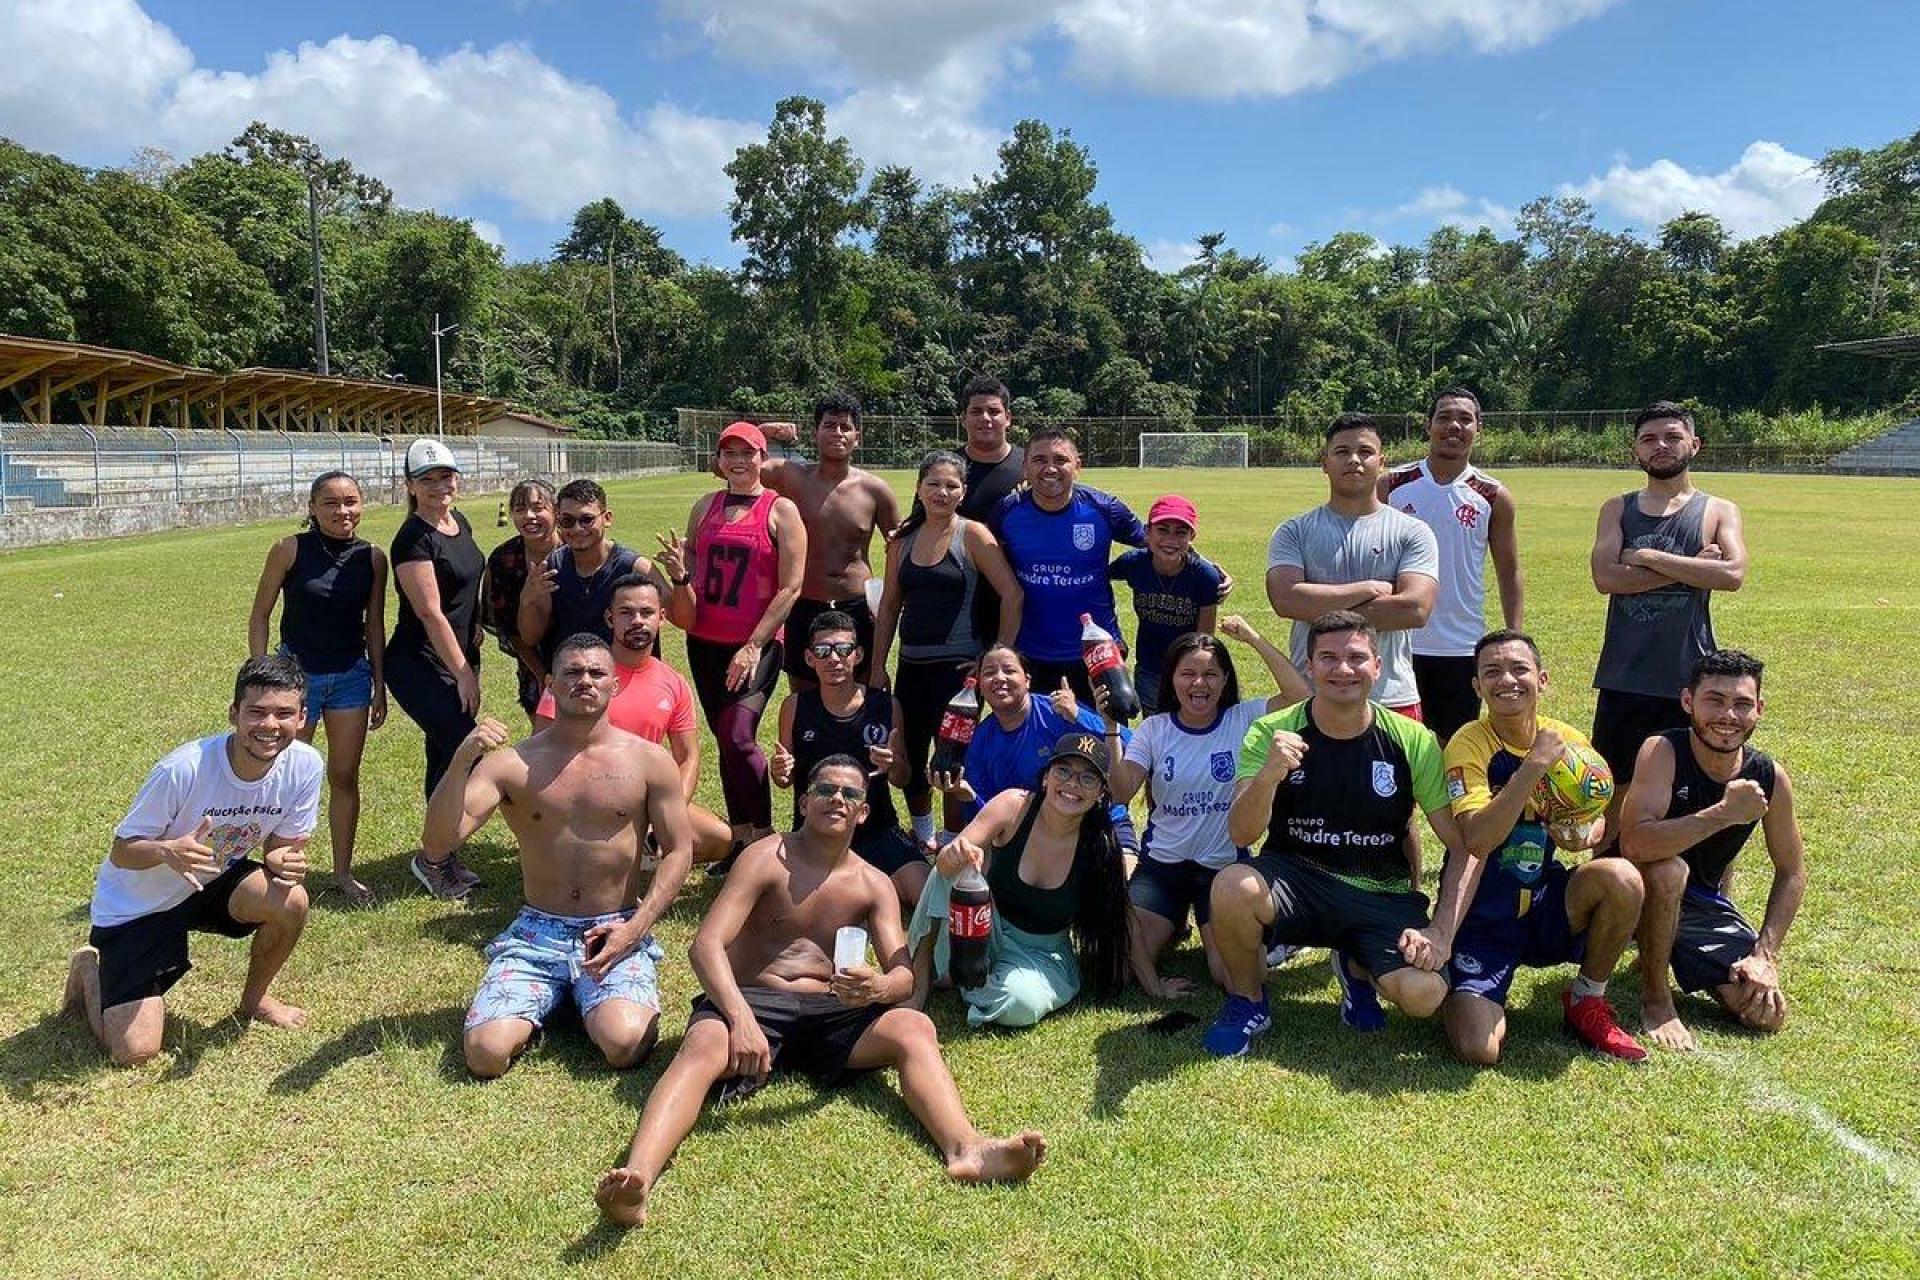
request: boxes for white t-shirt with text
[92,734,323,928]
[1126,701,1270,869]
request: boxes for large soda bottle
[947,864,994,990]
[930,677,980,776]
[1080,612,1140,721]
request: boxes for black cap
[1046,731,1111,784]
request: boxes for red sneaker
[1563,991,1648,1063]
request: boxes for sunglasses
[807,781,866,804]
[809,641,859,659]
[555,513,603,529]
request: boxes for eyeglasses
[809,641,859,659]
[807,782,866,804]
[1048,762,1102,789]
[555,513,603,529]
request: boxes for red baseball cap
[717,421,767,453]
[1148,495,1199,531]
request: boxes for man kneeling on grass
[596,754,1045,1228]
[426,633,693,1078]
[65,656,320,1066]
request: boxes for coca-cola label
[937,709,977,743]
[1083,638,1123,677]
[948,900,993,939]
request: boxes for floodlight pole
[431,313,459,436]
[307,174,330,377]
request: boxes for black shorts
[686,633,785,717]
[1128,856,1227,927]
[1671,889,1759,994]
[1412,654,1480,745]
[1591,689,1687,787]
[784,595,875,683]
[895,657,974,796]
[855,825,927,877]
[513,663,543,716]
[88,859,263,1010]
[689,987,888,1103]
[1024,657,1098,710]
[1251,851,1430,979]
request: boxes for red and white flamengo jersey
[1384,459,1502,658]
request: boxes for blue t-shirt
[991,486,1146,662]
[966,695,1131,828]
[1107,549,1224,692]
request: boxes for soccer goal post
[1138,432,1250,468]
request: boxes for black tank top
[280,529,375,674]
[986,796,1082,936]
[1594,491,1717,698]
[898,518,980,661]
[790,688,899,836]
[1657,727,1776,894]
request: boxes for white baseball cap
[405,438,462,478]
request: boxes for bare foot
[1153,976,1196,999]
[1640,997,1696,1051]
[333,873,375,907]
[947,1130,1047,1184]
[62,946,98,1017]
[241,994,309,1029]
[595,1167,650,1227]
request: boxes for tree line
[2,106,1915,438]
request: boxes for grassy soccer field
[2,466,1916,1279]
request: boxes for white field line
[1705,1048,1920,1208]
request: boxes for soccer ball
[1535,742,1614,824]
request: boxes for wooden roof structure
[0,333,508,434]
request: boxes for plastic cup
[834,925,868,972]
[863,577,884,615]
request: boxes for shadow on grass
[268,1005,469,1093]
[344,838,523,916]
[2,1005,254,1100]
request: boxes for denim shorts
[283,651,374,716]
[466,906,664,1030]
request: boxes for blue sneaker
[1202,994,1272,1057]
[1330,950,1386,1032]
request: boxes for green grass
[3,467,1917,1279]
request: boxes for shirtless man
[425,632,694,1078]
[757,391,902,688]
[595,755,1045,1228]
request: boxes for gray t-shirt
[1266,504,1439,708]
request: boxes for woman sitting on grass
[908,733,1131,1028]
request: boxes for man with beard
[595,755,1046,1229]
[1381,388,1525,742]
[1618,650,1804,1051]
[518,478,664,668]
[754,391,901,688]
[533,575,732,864]
[1589,401,1747,828]
[429,633,694,1078]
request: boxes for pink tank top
[691,488,782,645]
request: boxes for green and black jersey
[1236,700,1449,892]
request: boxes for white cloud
[664,0,1043,84]
[0,4,759,222]
[469,219,505,250]
[1054,0,1620,99]
[0,0,193,153]
[1562,140,1824,240]
[1266,220,1297,238]
[1143,238,1203,272]
[1387,184,1516,235]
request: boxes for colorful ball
[1535,742,1614,823]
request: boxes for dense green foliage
[3,115,1917,434]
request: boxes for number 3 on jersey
[703,544,751,606]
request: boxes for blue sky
[2,0,1914,268]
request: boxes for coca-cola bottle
[1080,612,1140,721]
[930,677,980,776]
[948,864,994,990]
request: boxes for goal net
[1138,432,1249,468]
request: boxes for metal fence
[0,424,689,512]
[674,406,1876,471]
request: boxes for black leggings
[387,648,478,799]
[686,634,784,830]
[895,656,973,799]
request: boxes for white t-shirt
[1125,701,1270,869]
[92,734,323,928]
[1266,504,1439,708]
[1383,460,1502,657]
